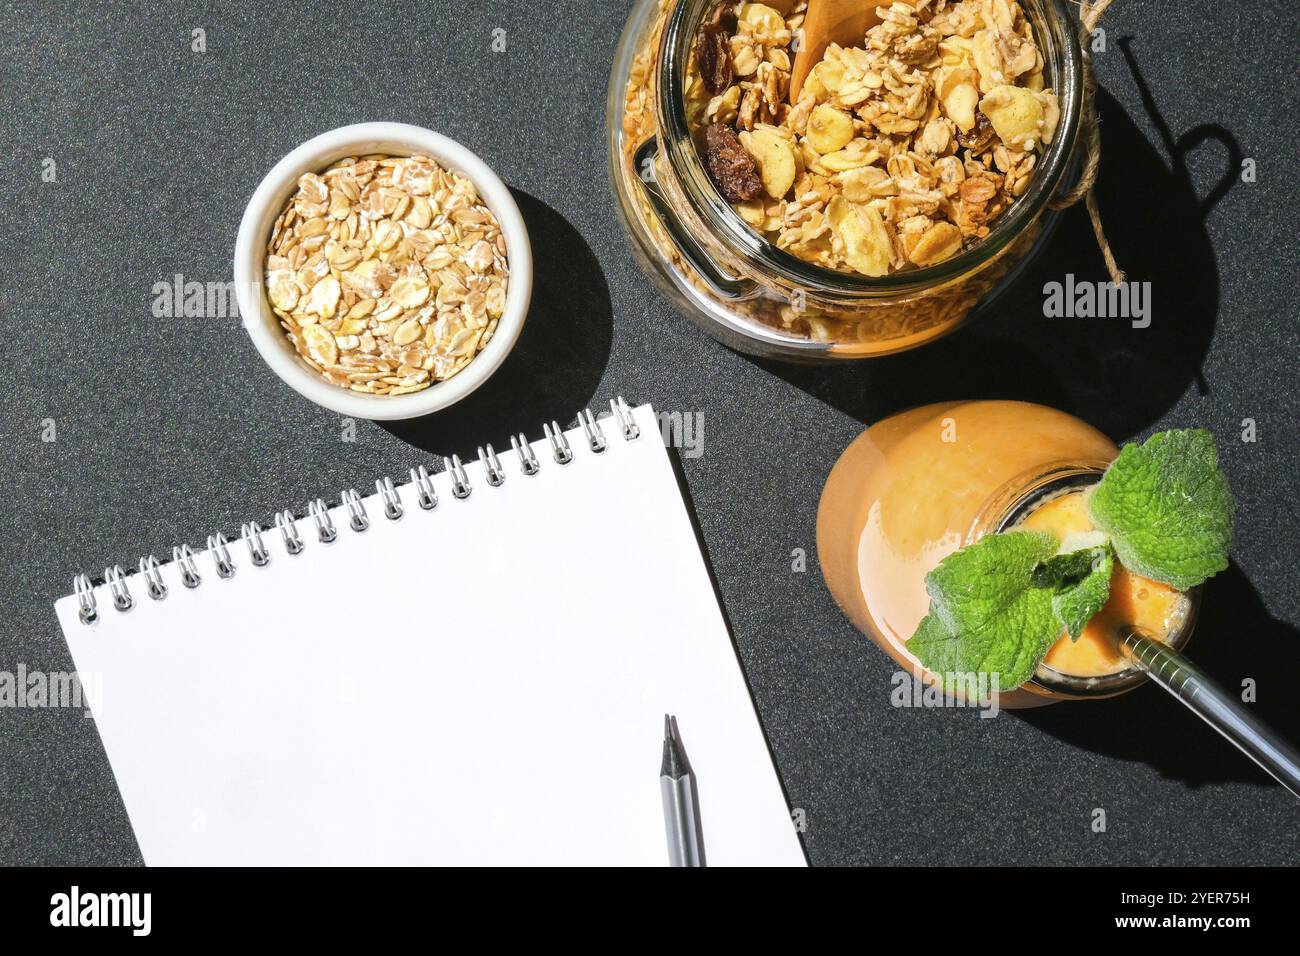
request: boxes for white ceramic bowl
[234,122,532,420]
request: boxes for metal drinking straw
[1118,627,1300,800]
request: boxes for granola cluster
[266,154,508,396]
[688,0,1059,276]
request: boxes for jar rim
[654,0,1085,296]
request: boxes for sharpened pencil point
[660,714,691,779]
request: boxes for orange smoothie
[1016,489,1188,679]
[816,401,1194,705]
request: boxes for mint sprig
[1033,545,1113,641]
[906,531,1068,691]
[1087,429,1234,591]
[905,428,1234,691]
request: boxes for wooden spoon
[788,0,882,103]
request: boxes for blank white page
[54,403,805,866]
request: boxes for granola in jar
[611,0,1075,353]
[691,0,1060,276]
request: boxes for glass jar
[607,0,1084,360]
[815,401,1198,707]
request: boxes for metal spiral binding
[409,466,438,510]
[276,510,304,554]
[242,522,271,567]
[376,477,403,520]
[207,533,236,579]
[610,396,640,441]
[511,434,540,476]
[578,409,607,454]
[543,421,573,464]
[309,498,337,543]
[478,445,505,487]
[105,565,133,612]
[173,545,201,588]
[341,488,369,532]
[448,455,472,499]
[71,397,642,624]
[138,555,167,600]
[75,574,97,624]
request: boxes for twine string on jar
[1047,0,1124,284]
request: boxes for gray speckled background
[1,0,1297,865]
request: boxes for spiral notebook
[53,399,805,866]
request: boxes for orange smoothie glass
[816,401,1197,707]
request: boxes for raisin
[697,24,733,96]
[703,123,762,203]
[707,1,738,33]
[956,111,996,153]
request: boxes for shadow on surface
[1018,563,1300,789]
[662,444,813,865]
[757,43,1241,440]
[381,189,612,456]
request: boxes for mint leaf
[1088,429,1234,590]
[1033,545,1113,640]
[904,612,964,680]
[906,531,1062,690]
[1031,547,1101,589]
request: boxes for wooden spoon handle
[789,0,881,103]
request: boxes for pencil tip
[660,714,691,779]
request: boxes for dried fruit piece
[805,105,855,155]
[938,67,980,132]
[805,60,845,100]
[703,123,763,202]
[743,126,798,199]
[837,165,888,203]
[906,221,964,265]
[819,139,876,172]
[827,197,891,277]
[696,20,733,96]
[956,111,996,152]
[980,85,1045,149]
[971,29,1008,91]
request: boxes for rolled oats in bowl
[265,154,509,396]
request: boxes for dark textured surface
[1,0,1297,866]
